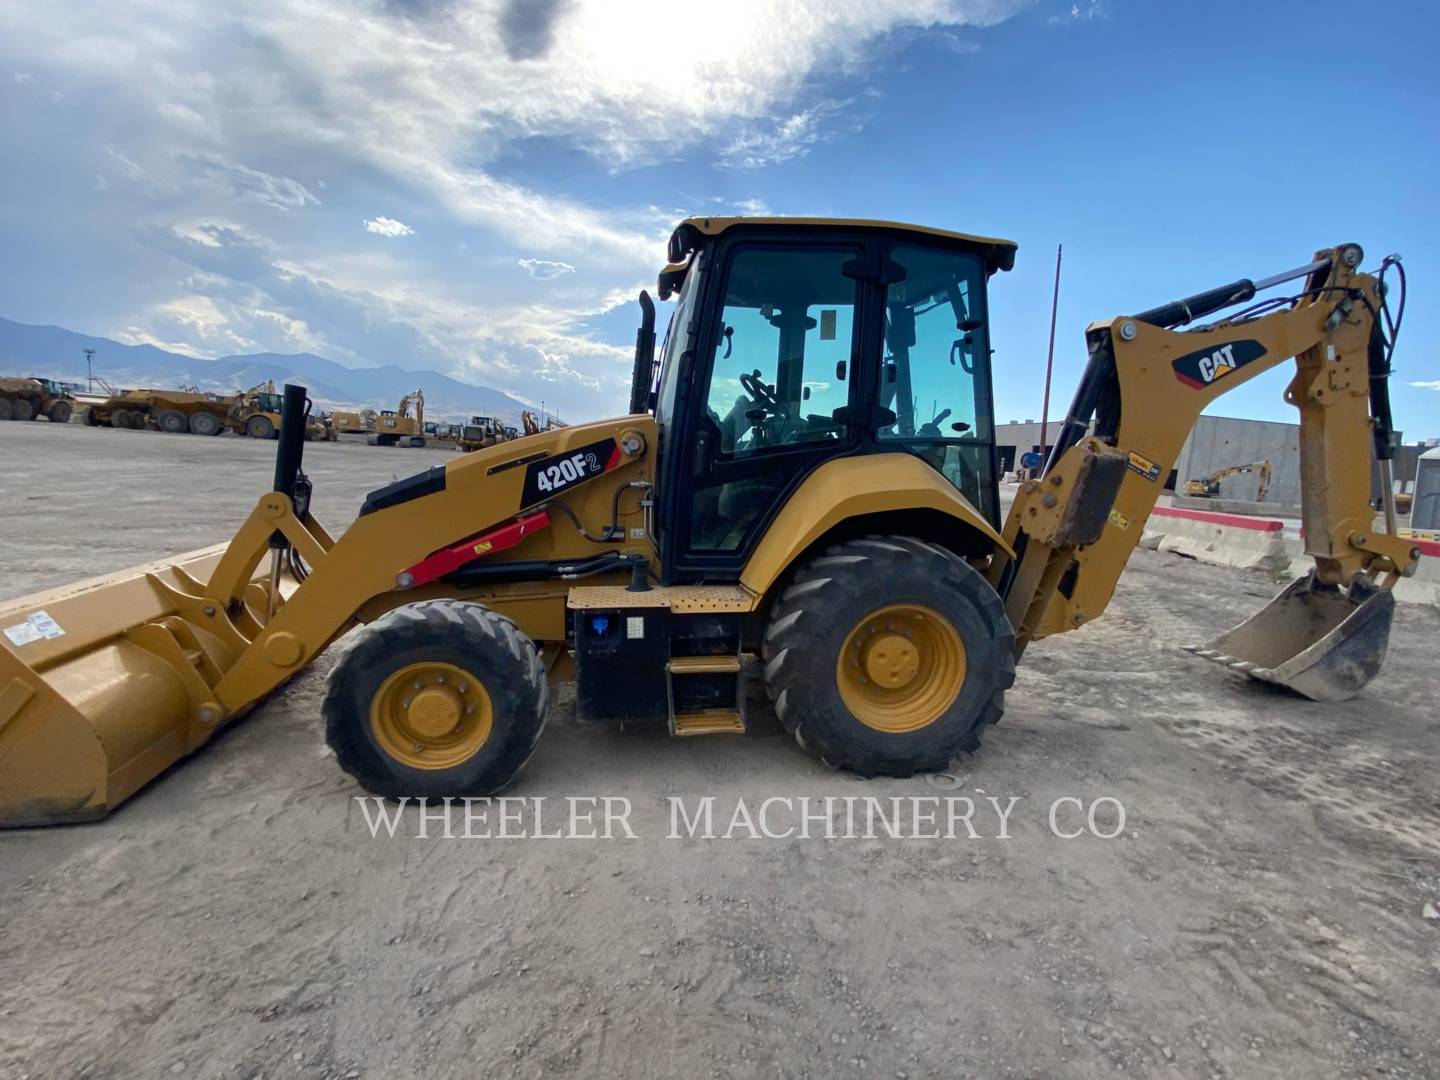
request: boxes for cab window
[703,246,857,458]
[876,243,998,524]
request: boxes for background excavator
[0,217,1417,825]
[1183,459,1272,501]
[368,389,426,447]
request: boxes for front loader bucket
[0,546,294,827]
[1184,571,1394,702]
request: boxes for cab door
[661,238,871,579]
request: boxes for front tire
[245,415,275,439]
[48,400,72,424]
[762,536,1015,777]
[322,600,550,799]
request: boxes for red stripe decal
[401,511,551,587]
[1151,505,1284,533]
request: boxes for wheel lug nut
[402,698,411,708]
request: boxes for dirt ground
[1,421,1438,1080]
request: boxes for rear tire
[245,415,275,439]
[0,398,12,421]
[156,409,188,434]
[12,398,34,422]
[189,411,221,436]
[762,536,1015,777]
[47,400,72,424]
[112,409,136,429]
[323,600,550,799]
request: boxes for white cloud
[12,71,31,83]
[1410,381,1440,392]
[181,155,318,211]
[517,257,576,280]
[719,110,826,171]
[0,0,1020,417]
[1049,1,1106,24]
[364,216,415,238]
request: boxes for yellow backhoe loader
[0,218,1418,826]
[1183,460,1273,501]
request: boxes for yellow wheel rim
[836,604,967,733]
[369,661,493,770]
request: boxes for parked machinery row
[3,372,538,455]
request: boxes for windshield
[653,254,702,428]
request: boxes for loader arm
[990,244,1418,691]
[0,406,653,824]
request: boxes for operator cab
[643,217,1015,583]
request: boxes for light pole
[1039,244,1062,464]
[83,347,96,393]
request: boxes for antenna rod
[1039,244,1062,458]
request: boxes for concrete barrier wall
[1142,507,1440,606]
[1141,505,1290,573]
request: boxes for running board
[671,709,746,736]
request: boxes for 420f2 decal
[520,437,621,507]
[1171,338,1267,389]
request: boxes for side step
[666,653,745,736]
[671,708,746,736]
[666,656,742,675]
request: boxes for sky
[0,0,1436,436]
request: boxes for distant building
[1000,412,1428,513]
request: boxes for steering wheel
[739,370,791,420]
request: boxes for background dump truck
[84,387,233,434]
[0,376,76,423]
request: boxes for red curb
[1150,505,1284,533]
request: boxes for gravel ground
[2,420,1438,1080]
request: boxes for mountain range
[0,316,534,424]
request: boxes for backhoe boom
[991,243,1417,697]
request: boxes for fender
[740,453,1012,598]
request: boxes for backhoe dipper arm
[990,243,1419,655]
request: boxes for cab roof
[668,216,1018,274]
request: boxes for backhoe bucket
[0,545,297,827]
[1185,571,1394,702]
